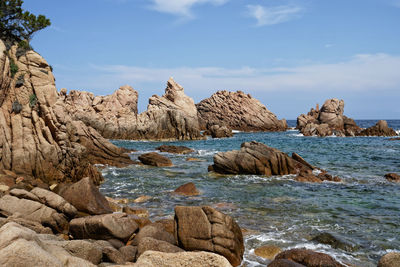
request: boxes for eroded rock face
[196,90,287,132]
[63,78,204,141]
[174,206,244,266]
[0,40,133,185]
[210,141,341,183]
[297,99,361,137]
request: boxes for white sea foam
[396,130,400,135]
[197,150,218,156]
[232,130,241,133]
[290,133,304,137]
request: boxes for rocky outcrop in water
[297,99,361,137]
[384,173,400,183]
[63,78,204,141]
[0,40,133,185]
[269,248,345,267]
[209,141,341,183]
[378,252,400,267]
[196,90,287,132]
[138,152,173,167]
[357,120,397,137]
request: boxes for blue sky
[24,0,400,119]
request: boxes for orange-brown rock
[138,152,173,167]
[357,120,397,137]
[270,248,345,267]
[174,182,200,196]
[63,78,204,141]
[197,90,287,132]
[156,145,194,154]
[384,173,400,183]
[0,40,133,185]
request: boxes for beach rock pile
[63,77,204,141]
[209,141,341,183]
[197,90,287,132]
[297,99,397,137]
[0,40,133,185]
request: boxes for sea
[101,120,400,267]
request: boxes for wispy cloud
[246,4,304,26]
[325,44,335,48]
[86,54,400,96]
[149,0,228,17]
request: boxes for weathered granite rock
[63,78,204,141]
[268,259,305,267]
[134,251,233,267]
[174,206,244,266]
[0,40,133,185]
[59,177,113,215]
[9,188,41,202]
[297,99,361,137]
[0,222,95,266]
[92,240,126,264]
[0,195,68,233]
[69,213,139,241]
[384,173,400,183]
[210,141,341,183]
[0,214,53,234]
[137,237,184,258]
[119,245,137,262]
[132,223,176,246]
[156,145,194,154]
[122,206,149,218]
[357,120,397,137]
[311,232,357,252]
[272,249,345,267]
[209,124,233,138]
[254,245,282,260]
[378,252,400,267]
[30,187,77,218]
[174,182,200,196]
[197,90,287,132]
[55,240,103,265]
[138,152,173,167]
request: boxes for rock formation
[357,120,397,137]
[0,40,133,185]
[297,99,361,137]
[196,90,287,132]
[63,78,204,141]
[209,141,341,183]
[268,248,345,267]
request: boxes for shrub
[29,93,37,107]
[9,58,18,78]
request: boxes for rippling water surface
[101,120,400,266]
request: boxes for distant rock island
[297,99,397,137]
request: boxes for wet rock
[273,248,345,267]
[0,195,68,233]
[389,137,400,141]
[138,152,173,167]
[69,213,139,241]
[156,145,194,154]
[186,157,204,162]
[254,245,282,260]
[174,182,200,196]
[30,187,77,218]
[268,259,306,267]
[311,232,357,252]
[357,120,397,137]
[384,173,400,183]
[133,195,152,203]
[174,206,244,266]
[378,252,400,267]
[132,223,176,246]
[135,251,233,267]
[0,222,95,266]
[197,90,287,132]
[137,237,184,258]
[209,125,233,138]
[59,177,113,215]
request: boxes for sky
[23,0,400,119]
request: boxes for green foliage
[29,93,37,107]
[0,0,51,44]
[9,58,18,77]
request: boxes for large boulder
[0,222,95,266]
[174,206,244,266]
[209,141,341,183]
[357,120,397,137]
[0,194,68,233]
[63,78,204,141]
[30,187,77,218]
[58,177,113,215]
[135,251,233,267]
[137,237,184,258]
[0,40,133,185]
[296,99,361,137]
[197,90,287,132]
[138,152,173,167]
[378,252,400,267]
[69,213,139,241]
[209,124,233,138]
[271,249,345,267]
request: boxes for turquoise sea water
[101,120,400,267]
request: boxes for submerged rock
[271,248,345,267]
[384,173,400,183]
[174,182,200,196]
[197,90,287,132]
[174,206,244,266]
[311,232,357,252]
[139,152,173,167]
[156,145,194,154]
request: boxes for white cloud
[325,44,335,48]
[246,4,304,26]
[89,54,400,96]
[149,0,228,17]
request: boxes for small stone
[0,185,9,192]
[156,145,194,154]
[133,195,152,203]
[123,206,149,218]
[186,157,204,162]
[49,184,57,191]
